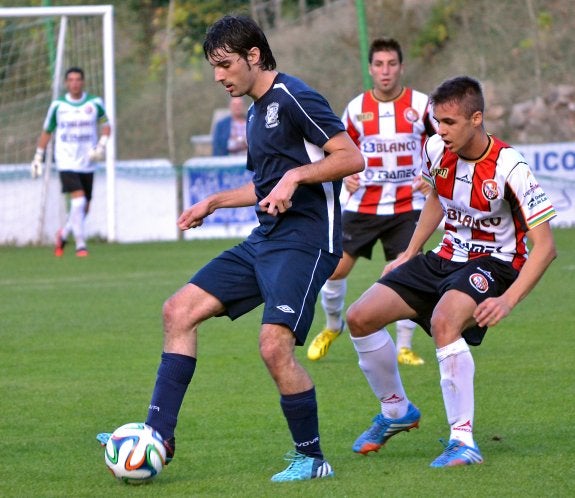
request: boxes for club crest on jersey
[482,179,499,200]
[403,107,419,123]
[85,104,94,114]
[469,273,489,293]
[265,102,280,128]
[356,111,374,122]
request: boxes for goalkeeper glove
[31,147,44,179]
[88,135,109,162]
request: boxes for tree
[126,0,250,70]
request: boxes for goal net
[0,5,115,245]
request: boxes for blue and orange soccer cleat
[353,402,421,455]
[430,438,484,467]
[271,451,334,482]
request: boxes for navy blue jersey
[246,73,346,256]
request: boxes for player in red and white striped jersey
[307,38,435,365]
[346,76,557,467]
[424,131,555,269]
[343,81,433,216]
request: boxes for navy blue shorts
[342,210,420,261]
[379,251,519,346]
[190,236,340,346]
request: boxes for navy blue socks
[146,352,197,440]
[146,354,323,460]
[280,387,323,459]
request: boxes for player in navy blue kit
[143,15,363,482]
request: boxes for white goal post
[0,5,117,243]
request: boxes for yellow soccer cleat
[307,325,343,361]
[397,347,425,366]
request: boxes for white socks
[436,338,476,447]
[65,196,87,250]
[351,329,408,419]
[353,329,477,446]
[321,278,347,331]
[395,319,417,350]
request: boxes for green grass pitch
[1,230,574,497]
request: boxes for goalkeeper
[32,66,111,257]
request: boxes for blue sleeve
[287,90,345,148]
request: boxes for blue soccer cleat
[353,402,421,455]
[430,438,484,467]
[271,451,334,482]
[96,432,111,446]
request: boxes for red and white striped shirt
[343,87,433,215]
[423,133,556,270]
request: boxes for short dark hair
[203,15,276,71]
[65,67,84,79]
[430,76,485,118]
[369,38,403,64]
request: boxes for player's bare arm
[37,130,52,149]
[178,181,256,230]
[474,221,557,327]
[259,131,363,215]
[383,191,443,275]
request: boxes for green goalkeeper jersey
[43,92,109,172]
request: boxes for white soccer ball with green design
[104,423,166,484]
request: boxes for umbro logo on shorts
[276,305,295,313]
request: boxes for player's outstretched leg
[145,352,197,465]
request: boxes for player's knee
[162,297,178,332]
[259,343,276,370]
[162,295,194,334]
[346,302,370,336]
[260,344,291,379]
[259,334,279,363]
[259,331,293,372]
[429,310,457,343]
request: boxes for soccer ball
[104,423,166,484]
